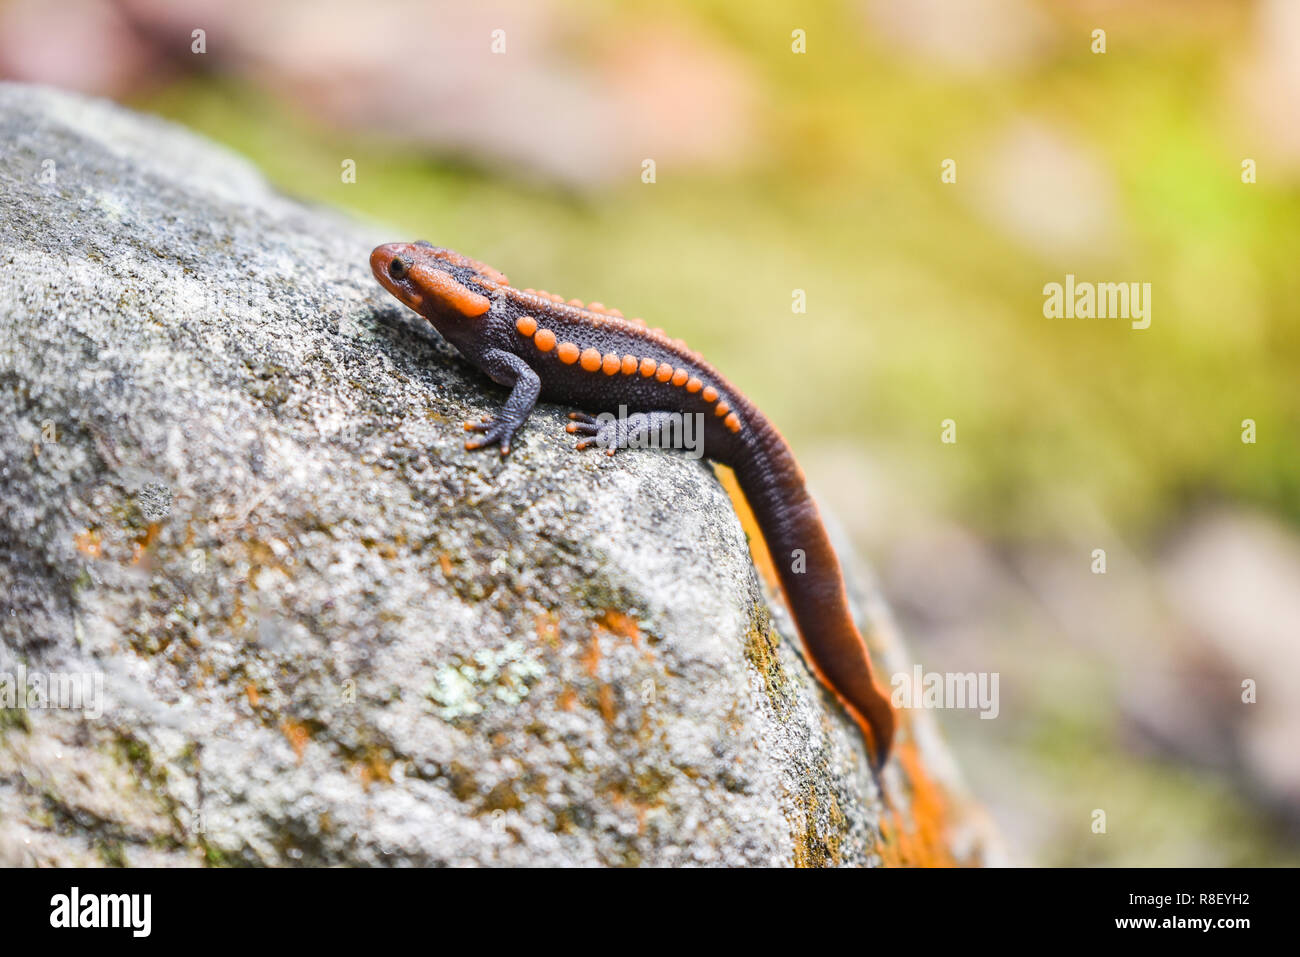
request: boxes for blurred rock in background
[0,0,756,187]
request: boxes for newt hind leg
[566,410,682,456]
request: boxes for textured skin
[370,242,896,768]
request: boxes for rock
[0,83,994,866]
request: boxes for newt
[370,241,897,769]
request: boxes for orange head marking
[370,242,503,321]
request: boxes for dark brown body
[370,242,896,767]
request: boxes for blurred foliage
[139,0,1299,543]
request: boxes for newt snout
[370,242,427,313]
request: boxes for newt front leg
[461,347,540,455]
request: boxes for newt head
[370,241,508,322]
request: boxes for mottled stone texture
[0,84,994,867]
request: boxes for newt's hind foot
[567,410,682,456]
[566,412,617,456]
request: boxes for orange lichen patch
[598,684,616,726]
[620,354,638,375]
[655,364,674,383]
[715,401,730,417]
[557,342,580,364]
[245,683,262,708]
[355,751,394,790]
[131,522,160,566]
[280,720,311,763]
[74,528,103,558]
[580,631,602,677]
[601,353,621,375]
[422,268,491,317]
[558,687,578,712]
[515,315,538,336]
[671,369,689,387]
[724,413,741,432]
[580,348,602,372]
[534,612,560,649]
[601,778,664,837]
[534,328,556,352]
[686,377,703,393]
[639,357,657,377]
[438,552,454,577]
[714,464,780,594]
[702,386,718,403]
[875,739,960,868]
[599,610,641,645]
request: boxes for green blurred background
[5,0,1297,865]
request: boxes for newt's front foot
[464,415,517,455]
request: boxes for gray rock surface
[0,83,990,866]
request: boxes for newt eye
[389,257,410,279]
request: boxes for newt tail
[370,241,897,768]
